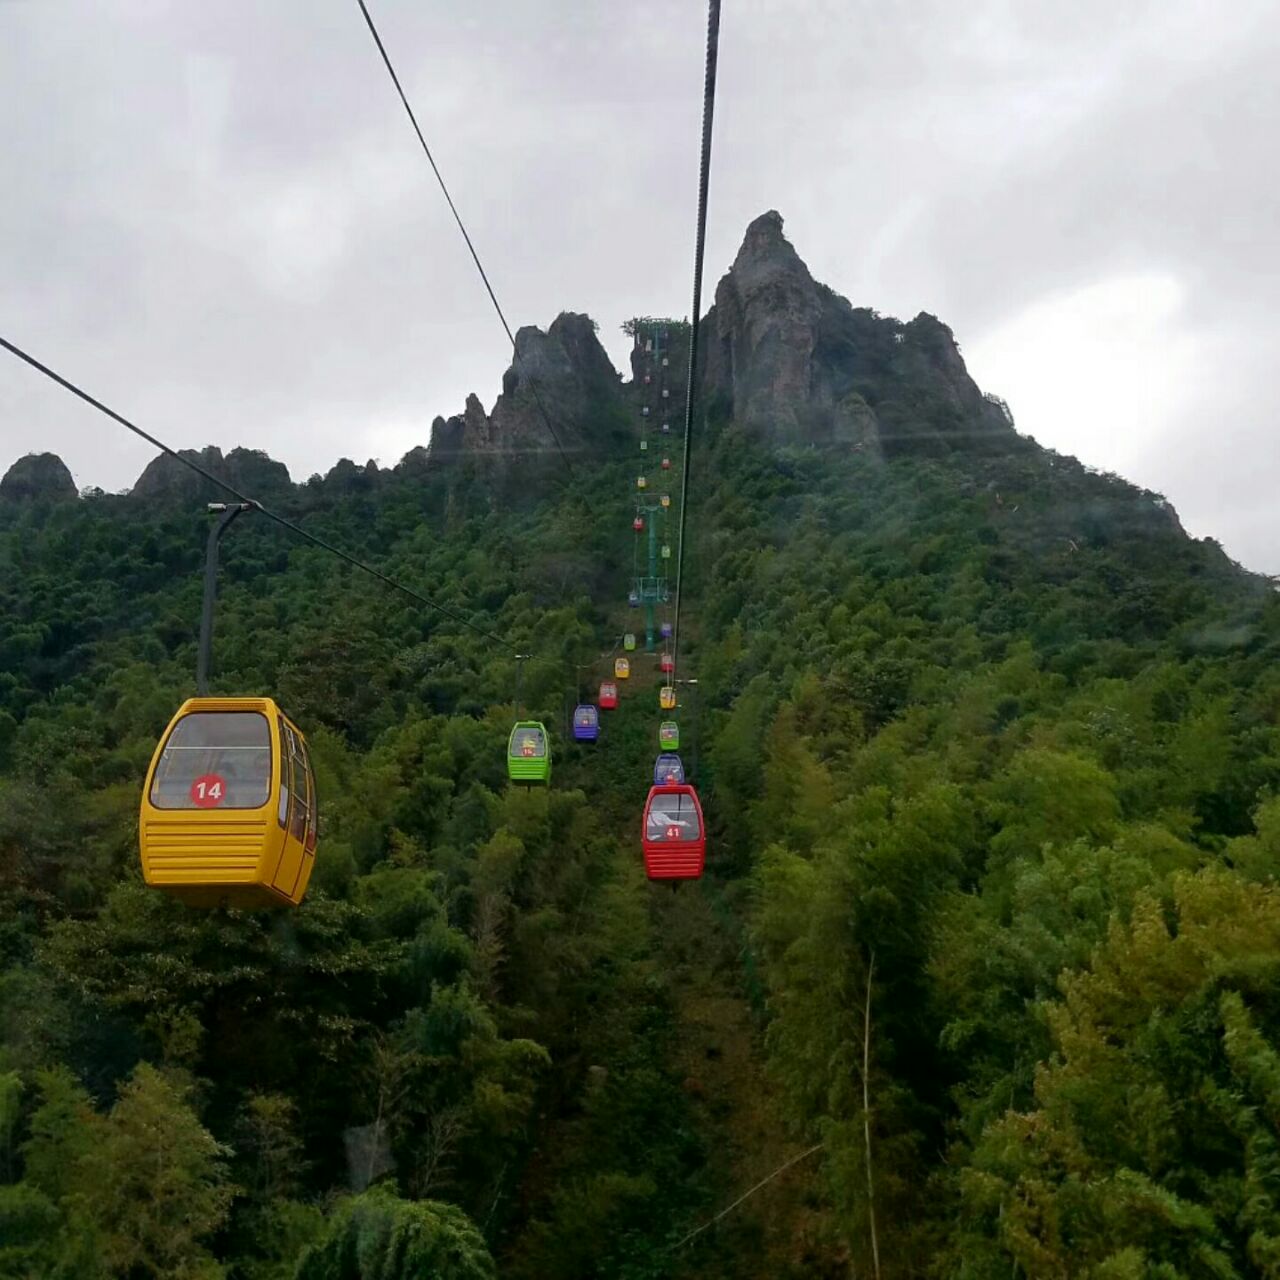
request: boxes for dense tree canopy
[3,417,1280,1277]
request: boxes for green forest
[4,406,1280,1279]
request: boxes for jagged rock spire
[702,210,1014,455]
[429,312,628,465]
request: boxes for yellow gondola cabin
[140,697,317,908]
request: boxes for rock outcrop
[132,446,292,500]
[428,313,629,467]
[0,452,78,502]
[702,210,1015,455]
[395,445,431,476]
[34,214,1030,495]
[420,214,1022,472]
[320,457,382,494]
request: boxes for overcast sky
[2,0,1277,569]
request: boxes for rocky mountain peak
[0,452,78,502]
[702,211,1015,456]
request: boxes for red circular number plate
[190,774,227,808]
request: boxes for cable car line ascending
[0,336,512,649]
[669,0,722,682]
[634,0,722,883]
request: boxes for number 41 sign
[190,774,226,808]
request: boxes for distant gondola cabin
[642,784,705,881]
[637,475,648,490]
[661,545,671,560]
[633,516,644,532]
[139,697,317,908]
[653,752,685,785]
[659,720,680,750]
[615,657,631,679]
[640,440,649,452]
[624,633,637,651]
[661,458,672,470]
[572,704,600,742]
[661,422,670,434]
[507,721,552,785]
[660,685,677,710]
[628,590,640,608]
[660,494,671,508]
[660,653,674,673]
[599,681,619,709]
[660,622,673,639]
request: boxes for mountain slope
[2,215,1279,1278]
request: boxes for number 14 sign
[190,774,226,808]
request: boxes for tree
[954,867,1280,1274]
[28,1063,235,1279]
[294,1185,495,1280]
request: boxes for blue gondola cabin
[573,704,600,742]
[653,752,685,785]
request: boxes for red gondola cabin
[642,784,705,881]
[599,681,619,709]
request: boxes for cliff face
[0,452,78,502]
[702,210,1014,455]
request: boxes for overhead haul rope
[673,1142,823,1251]
[353,0,582,489]
[0,336,513,648]
[669,0,721,679]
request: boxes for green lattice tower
[632,498,668,652]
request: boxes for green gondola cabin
[507,721,552,785]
